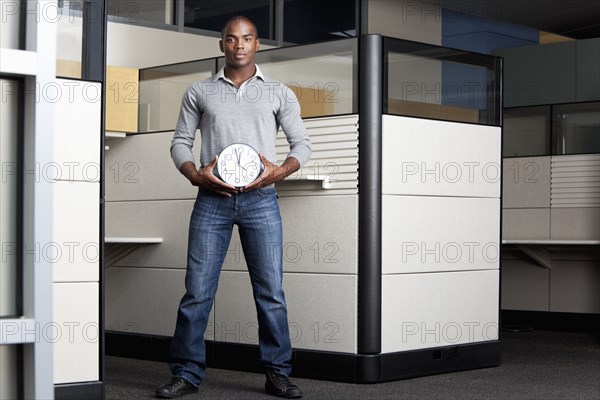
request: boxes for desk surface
[105,237,163,244]
[502,240,600,245]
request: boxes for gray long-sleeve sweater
[170,65,312,172]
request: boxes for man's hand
[241,154,300,192]
[180,156,238,197]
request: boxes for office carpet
[105,330,600,400]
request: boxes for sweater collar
[213,64,264,84]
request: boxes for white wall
[367,0,442,45]
[107,22,223,68]
[57,17,270,69]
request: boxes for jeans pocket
[257,186,277,197]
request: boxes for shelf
[104,237,163,268]
[502,240,600,245]
[277,175,334,189]
[105,131,127,138]
[105,237,163,244]
[502,240,600,269]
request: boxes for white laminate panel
[382,115,501,198]
[105,200,194,269]
[222,196,358,274]
[382,270,499,353]
[382,196,500,274]
[52,79,101,182]
[53,181,99,282]
[53,282,99,384]
[502,157,551,208]
[105,267,215,340]
[502,208,551,241]
[215,271,357,353]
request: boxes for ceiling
[428,0,600,39]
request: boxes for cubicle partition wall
[105,35,502,382]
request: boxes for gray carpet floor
[105,331,600,400]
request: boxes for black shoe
[265,369,303,398]
[155,377,198,399]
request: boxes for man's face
[219,19,260,69]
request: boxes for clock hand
[234,147,242,165]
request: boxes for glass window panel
[384,38,501,126]
[283,0,356,44]
[64,1,175,25]
[553,102,600,155]
[0,345,20,400]
[0,79,19,318]
[138,60,216,132]
[503,106,551,157]
[108,0,175,25]
[57,3,83,79]
[184,0,274,40]
[226,38,357,118]
[0,0,21,49]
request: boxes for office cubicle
[105,35,502,382]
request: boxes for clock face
[216,143,263,187]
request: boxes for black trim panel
[106,332,500,383]
[380,341,501,381]
[501,310,600,334]
[54,381,104,400]
[357,34,383,358]
[106,331,172,362]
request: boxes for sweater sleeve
[170,85,201,170]
[277,85,312,167]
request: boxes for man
[155,16,311,399]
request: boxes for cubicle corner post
[357,33,383,382]
[496,55,504,339]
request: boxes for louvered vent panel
[551,154,600,208]
[276,115,358,197]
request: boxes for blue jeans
[169,187,292,386]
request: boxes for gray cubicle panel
[104,34,502,383]
[501,153,600,314]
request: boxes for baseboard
[54,381,104,400]
[106,330,172,362]
[501,310,600,333]
[380,341,501,381]
[106,331,501,383]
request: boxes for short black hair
[220,15,258,39]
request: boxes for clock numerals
[218,143,262,187]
